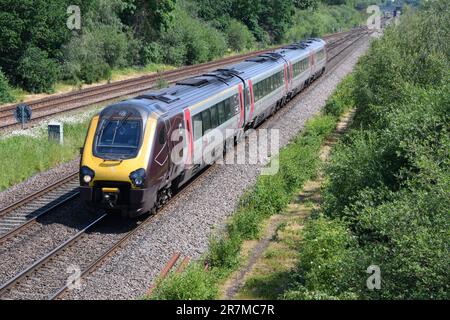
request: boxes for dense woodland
[0,0,380,101]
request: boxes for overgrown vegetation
[0,0,374,99]
[283,1,450,300]
[283,3,364,42]
[0,69,14,103]
[150,76,354,299]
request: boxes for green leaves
[0,0,72,88]
[17,46,59,93]
[0,69,14,103]
[292,2,450,300]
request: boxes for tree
[195,0,233,29]
[259,0,295,43]
[121,0,176,41]
[0,69,14,103]
[0,0,72,84]
[294,0,319,10]
[17,46,59,93]
[226,19,256,51]
[230,0,267,42]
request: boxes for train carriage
[79,38,328,217]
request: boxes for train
[79,38,328,217]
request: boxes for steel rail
[0,213,108,298]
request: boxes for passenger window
[210,105,218,128]
[232,95,239,108]
[202,109,211,134]
[255,82,261,101]
[224,98,232,119]
[193,114,202,141]
[217,102,225,124]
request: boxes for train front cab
[79,104,160,217]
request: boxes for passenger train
[79,38,327,217]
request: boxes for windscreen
[94,116,142,160]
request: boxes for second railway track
[0,173,79,243]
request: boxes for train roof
[105,38,326,119]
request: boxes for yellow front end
[79,114,158,216]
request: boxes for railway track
[0,173,79,243]
[0,28,371,300]
[0,166,209,300]
[0,28,364,132]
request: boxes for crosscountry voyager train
[79,38,327,217]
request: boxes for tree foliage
[17,46,59,93]
[0,69,14,103]
[226,19,256,52]
[0,0,378,95]
[285,1,450,300]
[160,8,227,65]
[121,0,176,41]
[0,0,72,86]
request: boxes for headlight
[129,168,146,188]
[80,166,95,186]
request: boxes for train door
[167,113,185,180]
[150,119,170,187]
[247,79,255,124]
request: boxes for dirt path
[221,109,356,300]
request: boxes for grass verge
[0,117,92,191]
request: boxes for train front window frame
[94,118,142,160]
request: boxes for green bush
[0,69,14,103]
[204,27,228,60]
[151,264,218,300]
[292,3,450,300]
[159,8,228,66]
[324,75,355,117]
[282,217,361,300]
[208,233,242,270]
[17,46,59,93]
[62,24,140,84]
[143,42,163,65]
[353,186,449,299]
[226,19,256,52]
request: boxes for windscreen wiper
[116,112,131,132]
[96,115,115,137]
